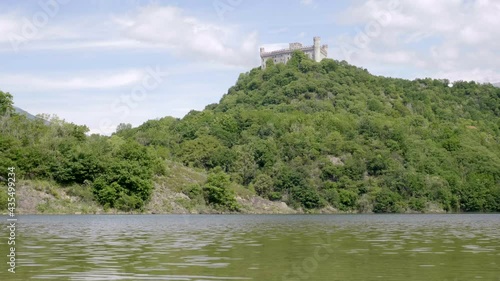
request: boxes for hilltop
[1,52,500,213]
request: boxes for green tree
[92,140,159,210]
[203,170,239,211]
[0,91,14,115]
[373,189,403,213]
[252,173,273,198]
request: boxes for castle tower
[313,37,321,62]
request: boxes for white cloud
[300,0,314,6]
[1,39,157,52]
[0,11,80,51]
[335,0,500,82]
[435,68,500,84]
[0,5,260,67]
[0,69,145,91]
[0,15,20,42]
[115,5,259,67]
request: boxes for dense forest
[0,94,166,211]
[2,51,500,213]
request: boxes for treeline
[0,91,164,211]
[0,92,241,212]
[116,52,500,212]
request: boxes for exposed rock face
[11,180,299,215]
[236,196,297,214]
[14,182,102,214]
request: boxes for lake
[1,214,499,281]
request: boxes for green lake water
[0,214,499,280]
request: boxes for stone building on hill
[259,37,328,69]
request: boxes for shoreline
[3,179,454,216]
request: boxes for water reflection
[0,214,499,281]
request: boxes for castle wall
[260,37,328,69]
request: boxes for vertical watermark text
[6,167,17,273]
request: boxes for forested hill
[1,52,500,213]
[118,52,500,213]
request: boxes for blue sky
[1,0,499,134]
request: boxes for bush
[91,140,157,210]
[253,174,273,197]
[93,179,119,207]
[203,171,239,211]
[65,184,94,203]
[115,193,143,211]
[338,189,358,211]
[290,186,324,209]
[373,190,402,213]
[267,191,282,201]
[321,185,339,207]
[409,197,426,212]
[183,183,203,199]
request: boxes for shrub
[183,184,203,199]
[203,171,239,211]
[338,189,358,211]
[373,190,402,213]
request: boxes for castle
[260,37,328,69]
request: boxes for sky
[0,0,499,135]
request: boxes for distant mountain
[494,82,500,88]
[14,106,49,124]
[14,106,37,120]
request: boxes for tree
[203,170,239,211]
[92,140,160,210]
[252,173,273,198]
[287,50,310,68]
[373,190,402,213]
[116,123,132,133]
[0,91,13,115]
[178,135,231,169]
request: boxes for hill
[14,106,37,120]
[118,52,500,213]
[0,90,294,214]
[2,53,500,213]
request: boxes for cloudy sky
[0,0,499,134]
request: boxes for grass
[230,183,255,199]
[155,160,207,193]
[65,184,94,203]
[14,179,102,214]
